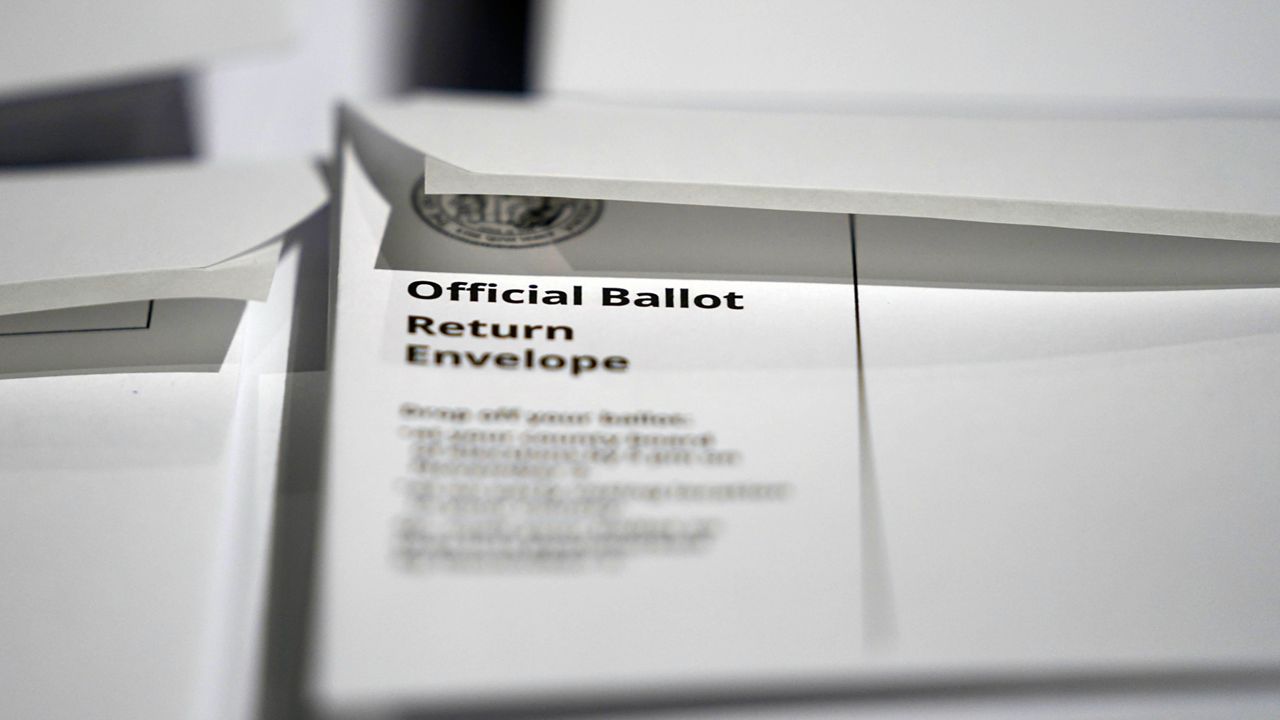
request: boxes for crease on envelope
[0,160,328,316]
[349,93,1280,245]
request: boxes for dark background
[0,0,534,168]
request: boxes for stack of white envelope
[4,94,1280,720]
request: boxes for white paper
[0,212,327,720]
[852,214,1280,672]
[0,160,327,316]
[311,117,863,715]
[539,1,1280,107]
[347,95,1280,244]
[307,92,1280,717]
[0,0,295,95]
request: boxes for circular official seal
[411,180,603,248]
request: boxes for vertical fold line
[851,214,896,650]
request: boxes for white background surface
[539,0,1280,112]
[0,0,297,96]
[192,0,410,160]
[0,240,311,720]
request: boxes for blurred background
[3,0,1279,168]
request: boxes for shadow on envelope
[342,104,854,284]
[347,100,1280,296]
[855,215,1280,292]
[0,297,245,379]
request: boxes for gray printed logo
[412,181,603,249]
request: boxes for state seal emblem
[411,180,603,248]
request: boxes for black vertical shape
[407,0,534,93]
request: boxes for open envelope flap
[350,94,1280,245]
[0,160,327,316]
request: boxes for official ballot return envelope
[312,93,1280,716]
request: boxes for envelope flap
[0,159,327,288]
[353,94,1280,243]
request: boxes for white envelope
[313,93,1280,715]
[0,161,328,720]
[0,160,326,317]
[350,93,1280,243]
